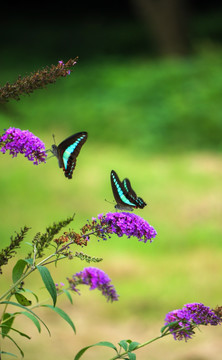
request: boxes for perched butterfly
[110,170,147,211]
[50,132,88,179]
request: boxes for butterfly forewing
[111,170,147,210]
[54,132,88,179]
[122,178,137,198]
[111,170,138,210]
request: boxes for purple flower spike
[0,127,47,164]
[68,267,119,302]
[97,212,157,243]
[165,302,221,341]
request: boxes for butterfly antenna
[46,153,55,159]
[105,199,115,205]
[52,133,56,145]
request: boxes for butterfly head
[51,144,58,156]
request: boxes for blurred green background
[1,1,222,359]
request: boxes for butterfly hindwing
[111,170,146,211]
[123,178,147,209]
[122,178,137,198]
[53,132,88,179]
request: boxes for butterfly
[50,132,88,179]
[110,170,147,211]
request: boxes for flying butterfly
[110,170,147,211]
[50,132,88,179]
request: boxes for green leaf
[41,305,76,334]
[63,289,73,304]
[0,301,51,336]
[12,260,27,283]
[119,340,128,351]
[20,311,41,333]
[21,288,39,303]
[0,350,17,357]
[1,313,15,338]
[24,258,33,266]
[128,342,140,351]
[37,265,57,306]
[0,332,24,358]
[14,293,32,306]
[74,341,117,360]
[127,352,136,360]
[161,321,178,333]
[1,326,31,339]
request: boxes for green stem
[0,251,57,302]
[0,228,99,302]
[109,332,170,360]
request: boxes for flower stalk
[0,58,78,104]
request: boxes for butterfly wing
[110,170,137,210]
[57,132,88,179]
[122,178,137,198]
[122,178,147,209]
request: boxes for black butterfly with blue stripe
[50,132,88,179]
[110,170,147,211]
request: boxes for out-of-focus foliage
[1,49,222,153]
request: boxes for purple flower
[94,212,157,243]
[0,127,47,164]
[55,282,65,292]
[58,60,72,75]
[68,267,119,302]
[165,302,221,341]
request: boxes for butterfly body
[51,132,88,179]
[110,170,147,211]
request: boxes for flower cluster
[0,58,78,103]
[0,127,47,164]
[54,231,88,247]
[55,282,65,292]
[88,212,157,243]
[165,302,221,341]
[67,267,119,302]
[0,226,30,274]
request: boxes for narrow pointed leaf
[128,352,136,360]
[161,321,178,333]
[0,351,17,357]
[21,288,39,303]
[2,326,31,339]
[0,332,24,357]
[20,311,41,333]
[41,305,76,333]
[12,260,27,283]
[128,342,140,351]
[25,258,33,265]
[37,265,57,306]
[0,301,51,336]
[63,289,73,304]
[1,313,15,338]
[74,341,117,360]
[119,340,128,351]
[14,293,32,306]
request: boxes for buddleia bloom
[67,267,119,302]
[0,58,78,103]
[0,127,47,164]
[84,212,157,243]
[164,302,221,341]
